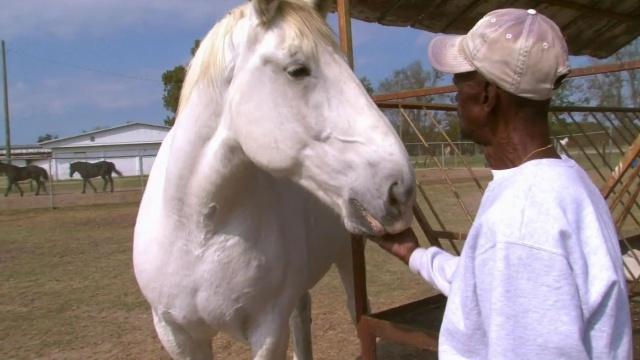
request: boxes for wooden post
[1,40,11,164]
[48,159,54,210]
[336,1,377,357]
[336,0,354,69]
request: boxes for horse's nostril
[387,180,415,215]
[387,181,401,210]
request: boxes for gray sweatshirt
[409,156,632,359]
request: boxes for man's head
[428,8,570,144]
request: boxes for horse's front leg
[249,311,292,360]
[151,309,214,360]
[87,179,98,193]
[13,182,24,197]
[3,182,12,197]
[107,175,114,193]
[34,178,41,196]
[100,175,108,192]
[290,291,313,360]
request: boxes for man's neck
[483,110,560,170]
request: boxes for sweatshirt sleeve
[408,247,459,296]
[476,242,589,359]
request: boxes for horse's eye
[286,65,311,79]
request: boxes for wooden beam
[601,134,640,199]
[375,100,640,113]
[534,0,639,23]
[371,59,640,102]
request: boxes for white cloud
[8,71,161,116]
[0,0,243,40]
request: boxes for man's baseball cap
[427,8,571,101]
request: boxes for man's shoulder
[477,157,616,254]
[490,157,598,204]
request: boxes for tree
[585,38,640,108]
[37,133,58,143]
[161,65,186,127]
[548,78,592,137]
[547,38,640,146]
[161,39,202,127]
[376,60,454,149]
[359,76,375,95]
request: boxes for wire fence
[0,155,154,211]
[1,107,638,212]
[405,138,629,172]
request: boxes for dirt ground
[2,165,639,359]
[0,202,447,360]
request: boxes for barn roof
[327,0,640,59]
[38,122,170,147]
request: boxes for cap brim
[427,35,476,74]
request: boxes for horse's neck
[163,82,268,224]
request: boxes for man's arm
[407,247,458,296]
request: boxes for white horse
[132,1,416,359]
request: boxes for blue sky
[0,0,594,145]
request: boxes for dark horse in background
[0,161,49,197]
[69,160,123,194]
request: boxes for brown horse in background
[69,160,123,194]
[0,161,49,197]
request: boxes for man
[372,8,633,359]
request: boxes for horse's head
[180,0,415,236]
[69,162,77,178]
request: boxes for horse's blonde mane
[177,5,246,116]
[176,0,342,118]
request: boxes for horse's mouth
[348,198,385,236]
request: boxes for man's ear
[483,81,498,110]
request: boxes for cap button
[527,9,537,15]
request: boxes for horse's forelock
[277,0,342,61]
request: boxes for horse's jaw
[345,198,386,236]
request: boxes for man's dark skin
[372,70,563,263]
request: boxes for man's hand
[369,227,421,265]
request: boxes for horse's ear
[252,0,281,24]
[304,0,331,19]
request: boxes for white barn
[39,122,171,181]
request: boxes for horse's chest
[141,233,296,312]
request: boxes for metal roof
[328,0,640,59]
[38,122,170,146]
